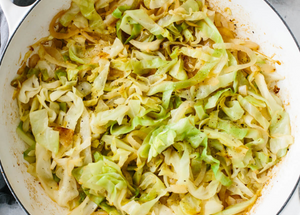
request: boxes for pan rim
[0,0,299,214]
[0,1,40,214]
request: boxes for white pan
[0,0,300,214]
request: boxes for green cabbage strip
[72,0,104,32]
[146,117,206,161]
[214,195,257,215]
[120,9,165,36]
[200,135,232,186]
[60,3,80,27]
[110,111,170,136]
[238,95,270,130]
[111,58,169,75]
[30,109,59,154]
[73,155,128,211]
[69,48,86,64]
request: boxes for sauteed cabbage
[12,0,293,214]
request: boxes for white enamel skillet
[0,0,300,214]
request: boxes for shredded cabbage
[12,0,293,214]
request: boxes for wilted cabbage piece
[12,0,292,214]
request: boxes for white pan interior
[0,0,300,214]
